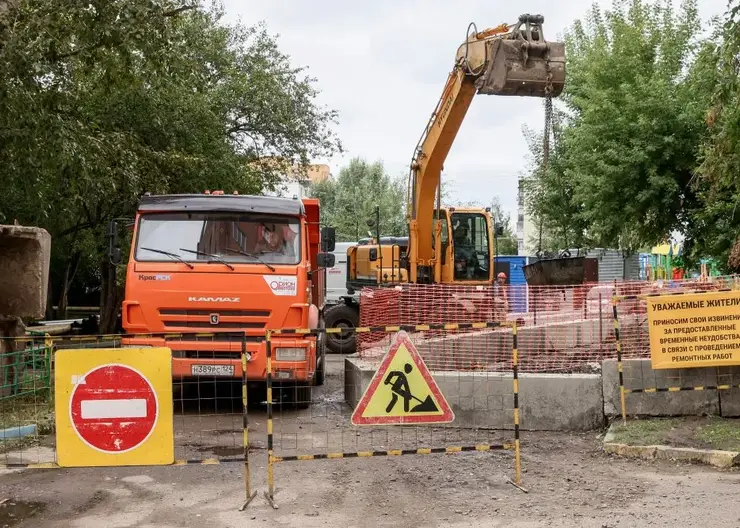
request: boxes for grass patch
[610,416,740,452]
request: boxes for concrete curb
[603,423,740,469]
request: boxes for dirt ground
[4,431,740,527]
[3,357,740,527]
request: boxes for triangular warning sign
[351,331,454,426]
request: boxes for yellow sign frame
[646,290,740,369]
[54,347,174,467]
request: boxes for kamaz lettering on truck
[112,191,336,406]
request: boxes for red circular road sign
[69,364,159,454]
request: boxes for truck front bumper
[120,335,317,382]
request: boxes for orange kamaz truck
[109,191,335,404]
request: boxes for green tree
[687,1,740,270]
[490,198,519,255]
[521,0,712,253]
[309,158,406,242]
[0,0,341,329]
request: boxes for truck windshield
[135,212,301,265]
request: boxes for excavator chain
[476,14,565,98]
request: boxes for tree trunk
[45,275,54,320]
[99,258,123,334]
[0,316,25,398]
[57,251,81,320]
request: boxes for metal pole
[598,293,603,353]
[264,331,278,509]
[240,333,257,510]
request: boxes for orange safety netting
[356,276,740,373]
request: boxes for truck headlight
[275,347,306,361]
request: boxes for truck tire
[295,385,312,409]
[324,304,358,354]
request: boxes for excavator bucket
[476,16,565,97]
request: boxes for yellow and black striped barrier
[269,321,503,337]
[623,385,739,394]
[270,444,514,463]
[262,321,522,509]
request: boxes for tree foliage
[688,1,740,269]
[522,0,713,254]
[309,158,406,242]
[0,0,341,327]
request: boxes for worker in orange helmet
[495,271,509,313]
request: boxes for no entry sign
[70,364,158,453]
[55,347,173,467]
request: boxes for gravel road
[3,356,740,526]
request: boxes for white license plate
[190,364,235,377]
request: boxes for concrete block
[518,372,604,431]
[345,357,604,431]
[413,329,513,371]
[602,359,719,417]
[0,225,51,319]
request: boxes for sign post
[55,347,174,467]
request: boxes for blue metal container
[494,255,529,313]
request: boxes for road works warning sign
[55,347,174,467]
[647,290,740,369]
[351,331,454,425]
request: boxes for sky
[222,0,729,224]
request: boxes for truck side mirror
[495,226,504,236]
[317,252,335,268]
[321,226,336,252]
[107,220,122,265]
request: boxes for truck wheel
[324,304,358,354]
[295,385,312,409]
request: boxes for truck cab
[112,191,335,403]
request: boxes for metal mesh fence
[0,332,249,470]
[255,323,520,507]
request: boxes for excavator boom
[407,13,565,283]
[346,14,565,292]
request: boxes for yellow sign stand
[55,347,174,467]
[351,331,454,425]
[647,290,740,369]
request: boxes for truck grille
[159,308,271,330]
[164,334,263,343]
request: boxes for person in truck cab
[255,222,298,258]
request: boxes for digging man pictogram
[383,363,439,414]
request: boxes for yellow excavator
[323,14,565,352]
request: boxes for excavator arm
[407,14,565,283]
